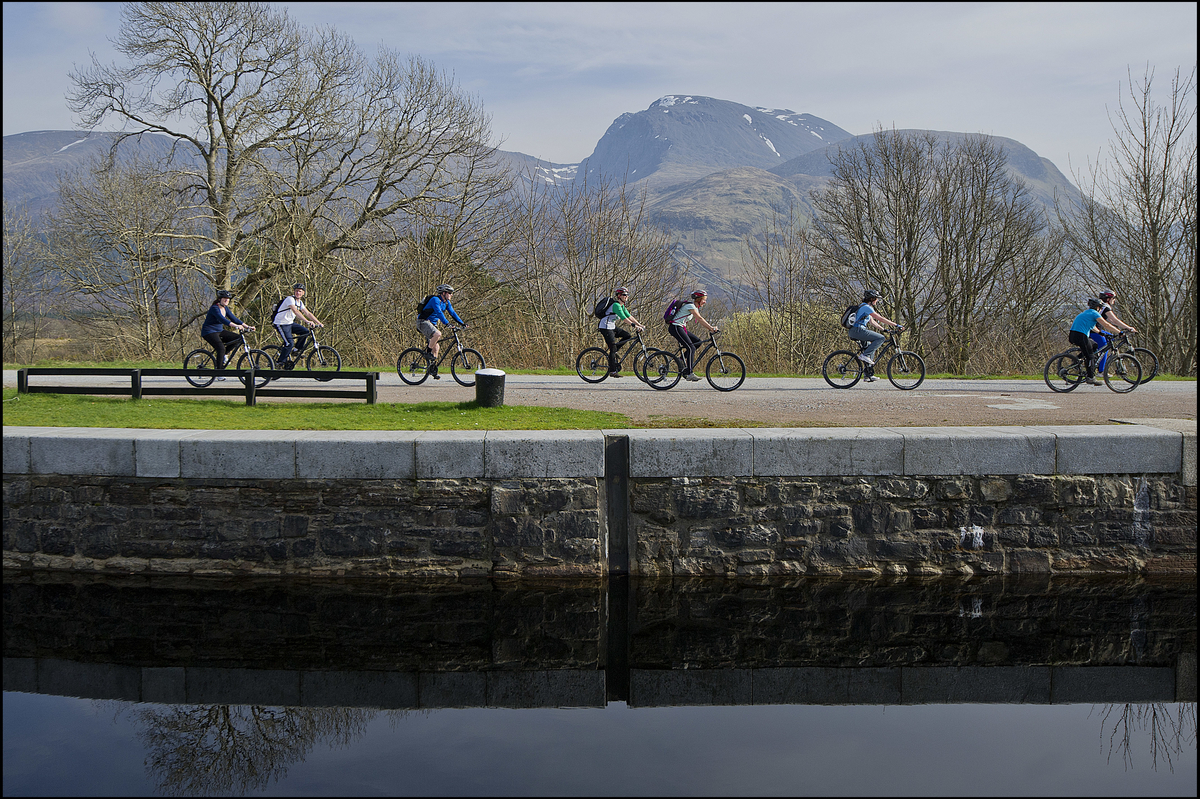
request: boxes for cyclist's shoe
[430,366,440,380]
[857,354,874,365]
[216,376,227,381]
[609,371,623,378]
[683,372,702,382]
[1086,377,1100,385]
[865,375,879,382]
[282,359,295,371]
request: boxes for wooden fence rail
[16,368,380,405]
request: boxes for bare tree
[736,203,829,373]
[47,156,201,360]
[496,168,685,366]
[2,202,55,364]
[1056,65,1197,376]
[930,135,1052,373]
[808,128,943,353]
[68,2,509,323]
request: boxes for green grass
[1,389,632,431]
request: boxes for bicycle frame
[428,326,469,368]
[609,330,651,368]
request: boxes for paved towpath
[5,370,1195,428]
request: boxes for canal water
[3,573,1195,796]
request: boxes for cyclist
[272,283,324,370]
[1095,289,1138,334]
[848,289,901,381]
[598,286,646,377]
[417,284,466,380]
[201,289,255,381]
[668,289,719,382]
[1070,297,1123,386]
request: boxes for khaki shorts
[417,319,438,341]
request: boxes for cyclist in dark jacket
[201,290,255,378]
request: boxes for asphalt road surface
[5,370,1195,427]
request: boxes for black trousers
[599,327,631,370]
[1068,330,1096,376]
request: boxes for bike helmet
[436,284,454,294]
[863,289,882,301]
[615,286,630,296]
[216,289,233,299]
[1087,297,1103,310]
[293,283,306,291]
[1098,290,1115,301]
[691,289,708,298]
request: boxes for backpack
[592,296,615,319]
[417,294,436,320]
[840,302,861,329]
[268,296,289,326]
[663,298,684,326]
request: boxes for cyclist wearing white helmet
[417,284,465,379]
[272,283,324,369]
[667,289,719,381]
[1095,290,1137,334]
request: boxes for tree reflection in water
[1095,703,1197,773]
[104,703,396,796]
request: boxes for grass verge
[1,390,632,431]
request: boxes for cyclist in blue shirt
[848,290,901,379]
[1070,297,1122,385]
[416,284,466,379]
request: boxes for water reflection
[3,572,1195,794]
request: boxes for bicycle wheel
[1103,352,1142,393]
[451,348,484,387]
[632,349,651,383]
[183,349,217,388]
[1043,352,1085,393]
[576,347,611,383]
[706,351,746,391]
[397,348,431,385]
[307,345,342,381]
[644,350,682,390]
[886,350,926,390]
[1130,347,1159,383]
[235,349,274,388]
[822,350,863,388]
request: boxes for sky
[3,2,1196,182]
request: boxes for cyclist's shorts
[417,319,438,340]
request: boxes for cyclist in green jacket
[597,287,646,377]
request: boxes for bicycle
[1044,331,1142,393]
[183,332,275,389]
[396,325,484,387]
[822,326,925,390]
[1063,331,1158,385]
[576,329,655,384]
[643,330,746,391]
[262,325,342,382]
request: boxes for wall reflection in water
[3,572,1195,795]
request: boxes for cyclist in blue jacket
[417,284,466,379]
[201,289,255,381]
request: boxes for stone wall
[3,424,1195,577]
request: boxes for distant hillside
[579,95,853,195]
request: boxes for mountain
[578,95,853,194]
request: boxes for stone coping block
[887,426,1057,476]
[622,429,754,478]
[483,430,605,478]
[1030,425,1182,475]
[748,428,904,477]
[901,666,1051,704]
[1050,666,1175,704]
[1115,419,1196,487]
[298,430,420,479]
[3,424,1189,480]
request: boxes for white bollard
[475,368,506,407]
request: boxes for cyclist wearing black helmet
[201,289,255,380]
[272,283,324,369]
[667,289,719,381]
[847,290,901,377]
[416,284,465,379]
[1095,290,1137,334]
[1070,297,1122,385]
